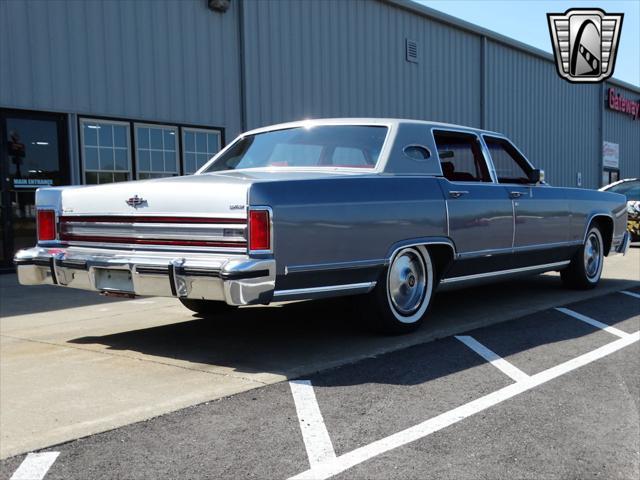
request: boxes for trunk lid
[38,174,251,217]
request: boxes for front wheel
[179,298,236,316]
[561,226,604,290]
[358,246,434,334]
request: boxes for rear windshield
[202,125,388,172]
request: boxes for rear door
[433,130,514,278]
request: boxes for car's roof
[599,178,640,191]
[243,118,503,137]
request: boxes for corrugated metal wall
[241,0,482,129]
[0,0,637,188]
[0,0,242,136]
[484,41,602,189]
[603,83,640,181]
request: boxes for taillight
[249,209,271,252]
[37,210,57,241]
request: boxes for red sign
[608,88,640,120]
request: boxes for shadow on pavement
[68,275,639,384]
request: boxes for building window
[134,124,179,179]
[182,127,222,174]
[80,118,131,184]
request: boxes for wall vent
[406,39,418,63]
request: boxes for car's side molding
[384,237,458,263]
[284,258,387,275]
[439,260,571,287]
[282,237,457,275]
[272,282,377,302]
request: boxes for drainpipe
[237,0,247,133]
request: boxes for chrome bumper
[14,246,275,306]
[613,231,631,256]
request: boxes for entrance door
[1,109,69,268]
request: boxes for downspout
[480,36,487,130]
[237,0,247,133]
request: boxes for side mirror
[529,169,544,184]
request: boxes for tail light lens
[37,210,57,241]
[249,209,271,251]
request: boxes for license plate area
[94,268,134,293]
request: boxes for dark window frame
[432,129,492,183]
[483,135,534,185]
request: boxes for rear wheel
[359,246,434,334]
[179,298,236,315]
[561,226,604,289]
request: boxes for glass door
[1,109,69,268]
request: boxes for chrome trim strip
[444,199,450,237]
[61,222,246,242]
[284,258,386,275]
[440,260,570,284]
[457,240,583,259]
[63,240,247,254]
[272,282,376,299]
[511,199,516,249]
[387,239,458,261]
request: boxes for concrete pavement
[1,248,638,459]
[2,287,638,479]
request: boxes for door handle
[448,190,468,199]
[509,191,524,199]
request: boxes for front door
[0,109,69,268]
[483,135,571,267]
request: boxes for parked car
[600,178,640,241]
[15,119,630,333]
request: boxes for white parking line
[620,290,640,300]
[289,380,336,468]
[455,335,530,383]
[10,452,59,480]
[555,307,629,338]
[289,331,640,480]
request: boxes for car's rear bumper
[14,246,275,306]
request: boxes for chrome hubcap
[584,232,601,278]
[388,249,426,315]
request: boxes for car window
[332,146,370,167]
[433,131,491,182]
[203,125,387,171]
[484,136,532,184]
[607,181,640,201]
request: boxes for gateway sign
[608,88,640,120]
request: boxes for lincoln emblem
[125,195,147,208]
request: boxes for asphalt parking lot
[1,248,639,479]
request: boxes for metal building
[1,0,639,267]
